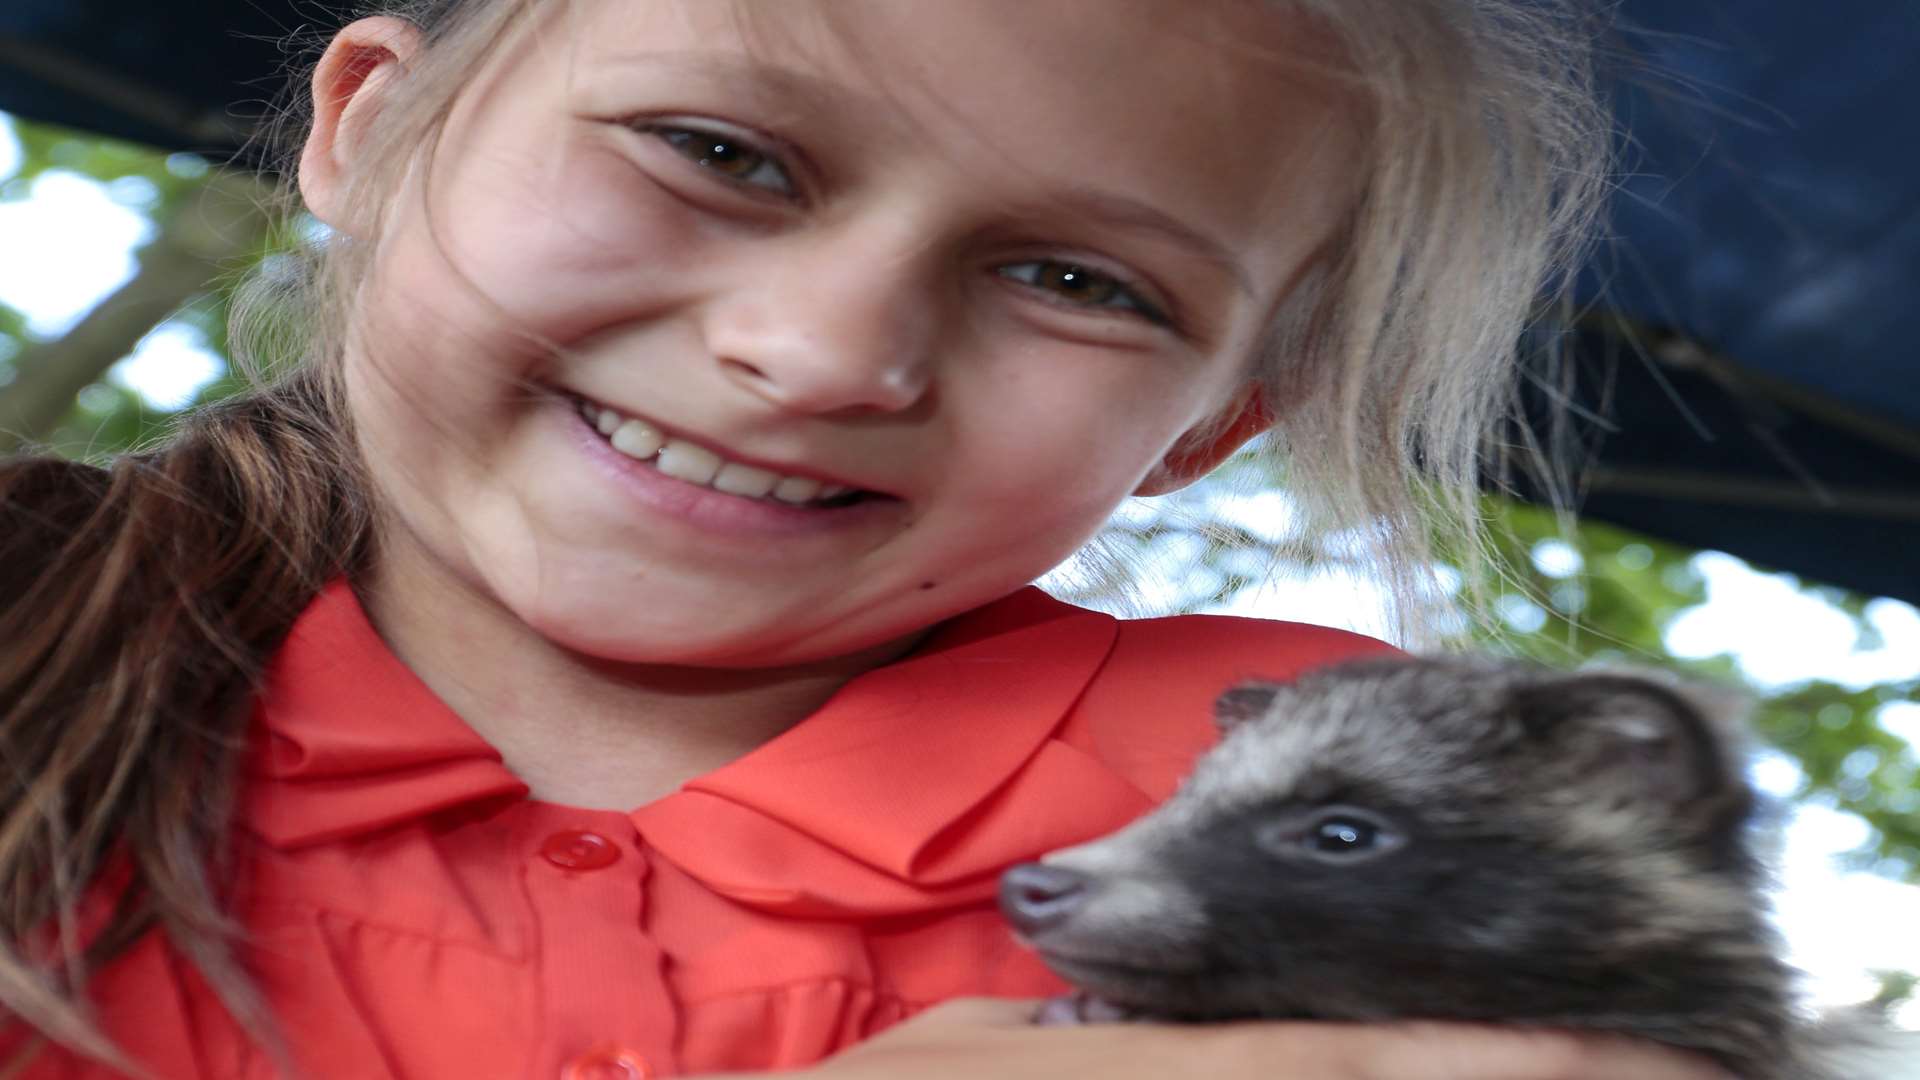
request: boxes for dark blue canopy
[2,1,1916,603]
[1548,4,1919,606]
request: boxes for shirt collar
[246,582,1148,915]
[243,583,529,848]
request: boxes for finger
[1554,1033,1736,1080]
[1251,1022,1734,1080]
[907,996,1049,1028]
[1033,995,1085,1027]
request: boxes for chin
[493,584,830,670]
[501,592,737,667]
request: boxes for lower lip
[559,398,902,540]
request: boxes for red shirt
[18,583,1388,1078]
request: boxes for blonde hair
[0,0,1608,1065]
[1253,0,1606,643]
[1061,1,1608,642]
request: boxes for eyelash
[995,261,1171,326]
[642,121,1175,329]
[646,123,799,197]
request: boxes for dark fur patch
[1012,658,1837,1078]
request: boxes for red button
[540,830,620,871]
[562,1045,650,1080]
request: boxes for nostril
[998,862,1090,936]
[720,356,773,384]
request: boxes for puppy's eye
[1310,816,1380,855]
[1257,808,1403,864]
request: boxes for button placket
[542,829,622,871]
[523,808,677,1078]
[561,1043,652,1080]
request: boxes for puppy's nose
[998,862,1090,935]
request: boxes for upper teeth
[583,401,853,505]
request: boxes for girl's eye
[997,261,1169,325]
[650,125,796,197]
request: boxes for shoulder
[1108,610,1398,684]
[1064,607,1400,801]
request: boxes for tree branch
[0,169,274,453]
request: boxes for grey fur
[1002,656,1919,1080]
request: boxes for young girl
[0,1,1727,1077]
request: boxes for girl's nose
[703,229,939,416]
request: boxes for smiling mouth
[573,396,878,509]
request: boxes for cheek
[336,351,464,576]
[950,354,1233,507]
[423,137,708,344]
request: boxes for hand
[768,998,1737,1080]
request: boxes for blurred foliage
[0,112,293,456]
[2,108,1916,899]
[1476,502,1919,882]
[1874,970,1920,1012]
[1,114,207,210]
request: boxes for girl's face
[332,0,1356,669]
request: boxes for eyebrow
[587,50,862,112]
[587,51,1255,297]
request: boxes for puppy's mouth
[572,396,882,509]
[1032,950,1211,1014]
[1032,941,1205,988]
[1034,950,1299,1023]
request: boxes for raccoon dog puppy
[999,656,1918,1080]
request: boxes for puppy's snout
[998,862,1091,935]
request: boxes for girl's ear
[299,17,425,236]
[1134,384,1273,496]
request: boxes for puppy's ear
[1510,671,1748,808]
[1214,682,1281,731]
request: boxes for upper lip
[568,390,897,499]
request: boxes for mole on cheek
[919,581,938,591]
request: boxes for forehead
[477,0,1360,298]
